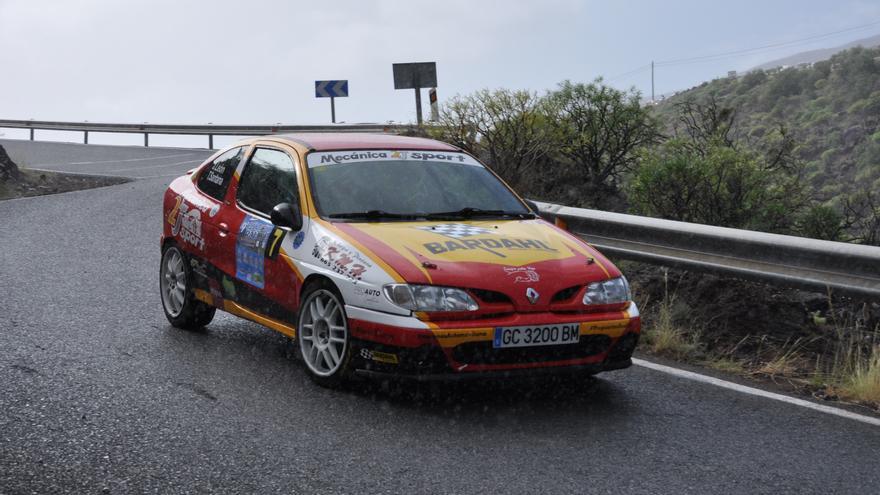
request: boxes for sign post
[392,62,437,126]
[314,80,349,123]
[429,88,439,122]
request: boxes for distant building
[727,70,737,78]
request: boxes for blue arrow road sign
[315,80,349,98]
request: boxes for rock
[0,144,21,182]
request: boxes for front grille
[552,285,582,302]
[470,289,512,304]
[452,335,611,365]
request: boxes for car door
[192,145,248,279]
[227,145,306,322]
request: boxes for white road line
[111,158,202,172]
[26,167,117,177]
[633,358,880,427]
[30,152,206,167]
[25,158,200,177]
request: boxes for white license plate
[492,324,580,349]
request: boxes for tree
[629,100,809,232]
[433,89,553,189]
[843,190,880,246]
[673,96,737,151]
[543,80,658,196]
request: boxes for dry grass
[837,347,880,404]
[640,270,701,359]
[814,296,880,407]
[754,338,810,377]
[705,357,744,374]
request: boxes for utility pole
[651,61,655,102]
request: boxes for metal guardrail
[0,118,412,149]
[535,201,880,298]
[3,117,877,297]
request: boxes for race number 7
[265,228,286,260]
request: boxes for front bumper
[347,305,641,380]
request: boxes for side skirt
[193,288,297,338]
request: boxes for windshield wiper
[425,207,535,220]
[328,210,423,221]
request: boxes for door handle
[218,222,229,237]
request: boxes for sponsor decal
[292,231,305,249]
[504,266,539,283]
[312,236,373,281]
[189,258,208,278]
[180,194,217,215]
[408,152,469,163]
[307,150,483,168]
[204,158,233,188]
[354,285,381,301]
[417,223,493,239]
[417,223,557,258]
[264,228,285,260]
[423,237,556,258]
[208,203,220,218]
[168,195,206,251]
[235,216,275,289]
[360,348,399,365]
[433,329,491,340]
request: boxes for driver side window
[237,148,299,216]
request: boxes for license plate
[492,324,580,349]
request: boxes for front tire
[160,244,215,329]
[297,279,353,387]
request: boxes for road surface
[1,139,878,494]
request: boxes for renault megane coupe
[160,133,640,387]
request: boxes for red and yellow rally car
[160,133,640,386]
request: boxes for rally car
[160,133,640,386]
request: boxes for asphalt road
[1,139,879,494]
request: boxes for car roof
[271,133,460,152]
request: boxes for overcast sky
[2,0,880,145]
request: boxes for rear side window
[197,146,244,200]
[237,148,299,216]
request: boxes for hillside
[752,33,880,70]
[655,46,880,204]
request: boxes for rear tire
[160,244,215,329]
[297,279,354,388]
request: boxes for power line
[656,19,880,67]
[605,64,651,83]
[606,18,880,87]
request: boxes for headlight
[582,277,630,305]
[383,284,479,312]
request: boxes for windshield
[306,150,530,220]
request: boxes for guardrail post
[208,134,213,150]
[84,131,88,144]
[144,133,149,147]
[29,128,34,141]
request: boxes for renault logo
[526,287,539,304]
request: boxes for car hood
[329,219,620,311]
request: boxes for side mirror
[270,202,302,231]
[524,199,540,214]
